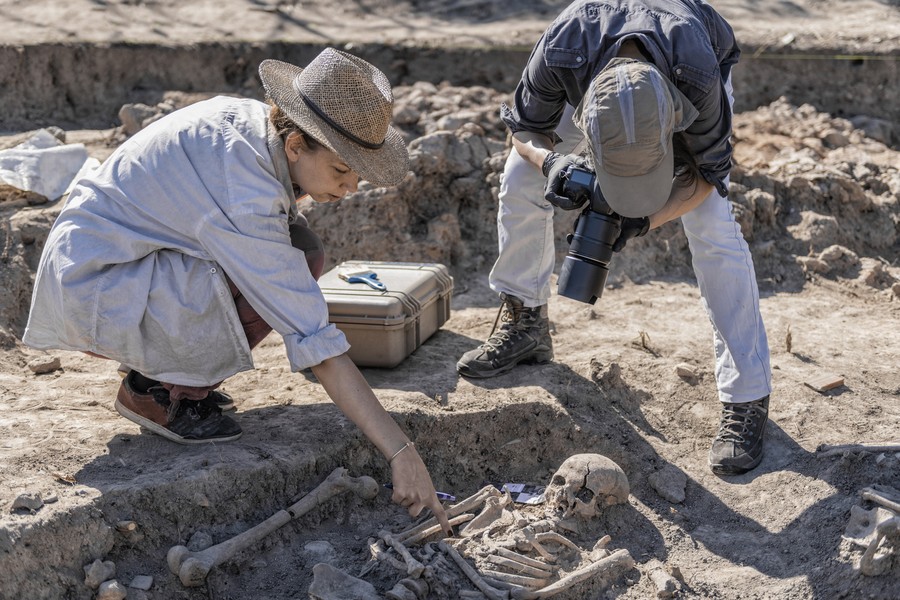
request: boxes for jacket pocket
[672,62,716,95]
[544,46,587,70]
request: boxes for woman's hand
[388,443,453,537]
[310,354,453,537]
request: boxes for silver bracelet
[389,441,414,463]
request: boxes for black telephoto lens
[557,209,621,304]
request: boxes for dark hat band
[300,92,385,150]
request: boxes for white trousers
[489,79,772,403]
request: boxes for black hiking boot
[708,395,770,475]
[115,371,242,444]
[457,293,553,378]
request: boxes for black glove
[612,217,651,252]
[541,152,590,211]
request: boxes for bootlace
[714,401,762,444]
[481,298,536,353]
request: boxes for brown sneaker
[115,371,242,444]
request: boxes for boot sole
[457,349,553,379]
[708,452,763,475]
[115,399,242,445]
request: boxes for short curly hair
[267,101,322,150]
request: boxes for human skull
[545,454,629,519]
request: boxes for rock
[308,563,380,600]
[118,103,159,136]
[674,363,697,381]
[128,575,153,591]
[83,559,116,589]
[115,521,137,533]
[647,559,680,598]
[303,540,338,564]
[26,355,61,374]
[11,492,43,512]
[96,579,127,600]
[648,465,687,504]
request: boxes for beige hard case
[317,261,454,368]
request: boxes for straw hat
[574,58,699,218]
[259,48,409,187]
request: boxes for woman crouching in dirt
[23,48,453,535]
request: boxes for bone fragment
[859,517,900,576]
[481,576,540,600]
[518,529,555,562]
[817,443,900,458]
[458,592,489,600]
[398,485,500,542]
[380,531,426,577]
[531,549,635,598]
[167,467,378,587]
[861,487,900,514]
[403,513,475,545]
[438,541,509,600]
[365,538,406,572]
[534,531,580,552]
[461,496,509,537]
[495,548,559,572]
[485,556,554,579]
[481,569,549,589]
[385,583,418,600]
[589,535,613,561]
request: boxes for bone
[534,532,580,552]
[364,538,406,574]
[531,548,634,598]
[860,487,900,514]
[480,569,549,589]
[859,517,900,576]
[438,541,509,600]
[485,556,554,579]
[380,530,426,577]
[398,485,501,542]
[403,513,475,546]
[167,467,378,587]
[495,548,559,573]
[817,443,900,457]
[460,494,512,537]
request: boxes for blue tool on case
[339,268,387,292]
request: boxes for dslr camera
[556,166,622,305]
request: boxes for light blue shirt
[24,96,350,385]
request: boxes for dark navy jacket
[501,0,741,195]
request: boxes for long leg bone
[167,467,378,587]
[438,541,509,600]
[531,548,634,598]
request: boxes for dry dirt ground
[1,2,900,600]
